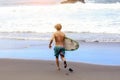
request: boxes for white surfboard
[64,37,79,51]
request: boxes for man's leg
[56,56,60,70]
[60,53,67,68]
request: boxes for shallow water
[0,39,120,66]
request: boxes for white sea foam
[0,3,120,33]
[0,32,120,42]
[0,3,120,42]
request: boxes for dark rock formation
[61,0,85,4]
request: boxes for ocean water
[0,1,120,65]
[0,2,120,42]
[0,39,120,66]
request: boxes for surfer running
[49,24,67,70]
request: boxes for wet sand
[0,59,120,80]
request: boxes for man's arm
[49,34,55,49]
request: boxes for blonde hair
[55,24,62,31]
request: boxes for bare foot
[64,61,67,68]
[57,67,60,71]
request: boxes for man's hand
[49,39,53,49]
[49,44,52,49]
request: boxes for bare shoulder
[61,31,65,34]
[61,32,65,36]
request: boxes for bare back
[54,31,65,46]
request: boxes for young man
[49,24,67,70]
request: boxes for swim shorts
[54,46,65,57]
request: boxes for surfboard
[64,37,79,51]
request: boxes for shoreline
[0,39,120,66]
[0,59,120,80]
[1,58,120,67]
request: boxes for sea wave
[0,3,120,34]
[0,3,120,42]
[0,32,120,42]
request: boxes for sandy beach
[0,59,120,80]
[0,39,120,80]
